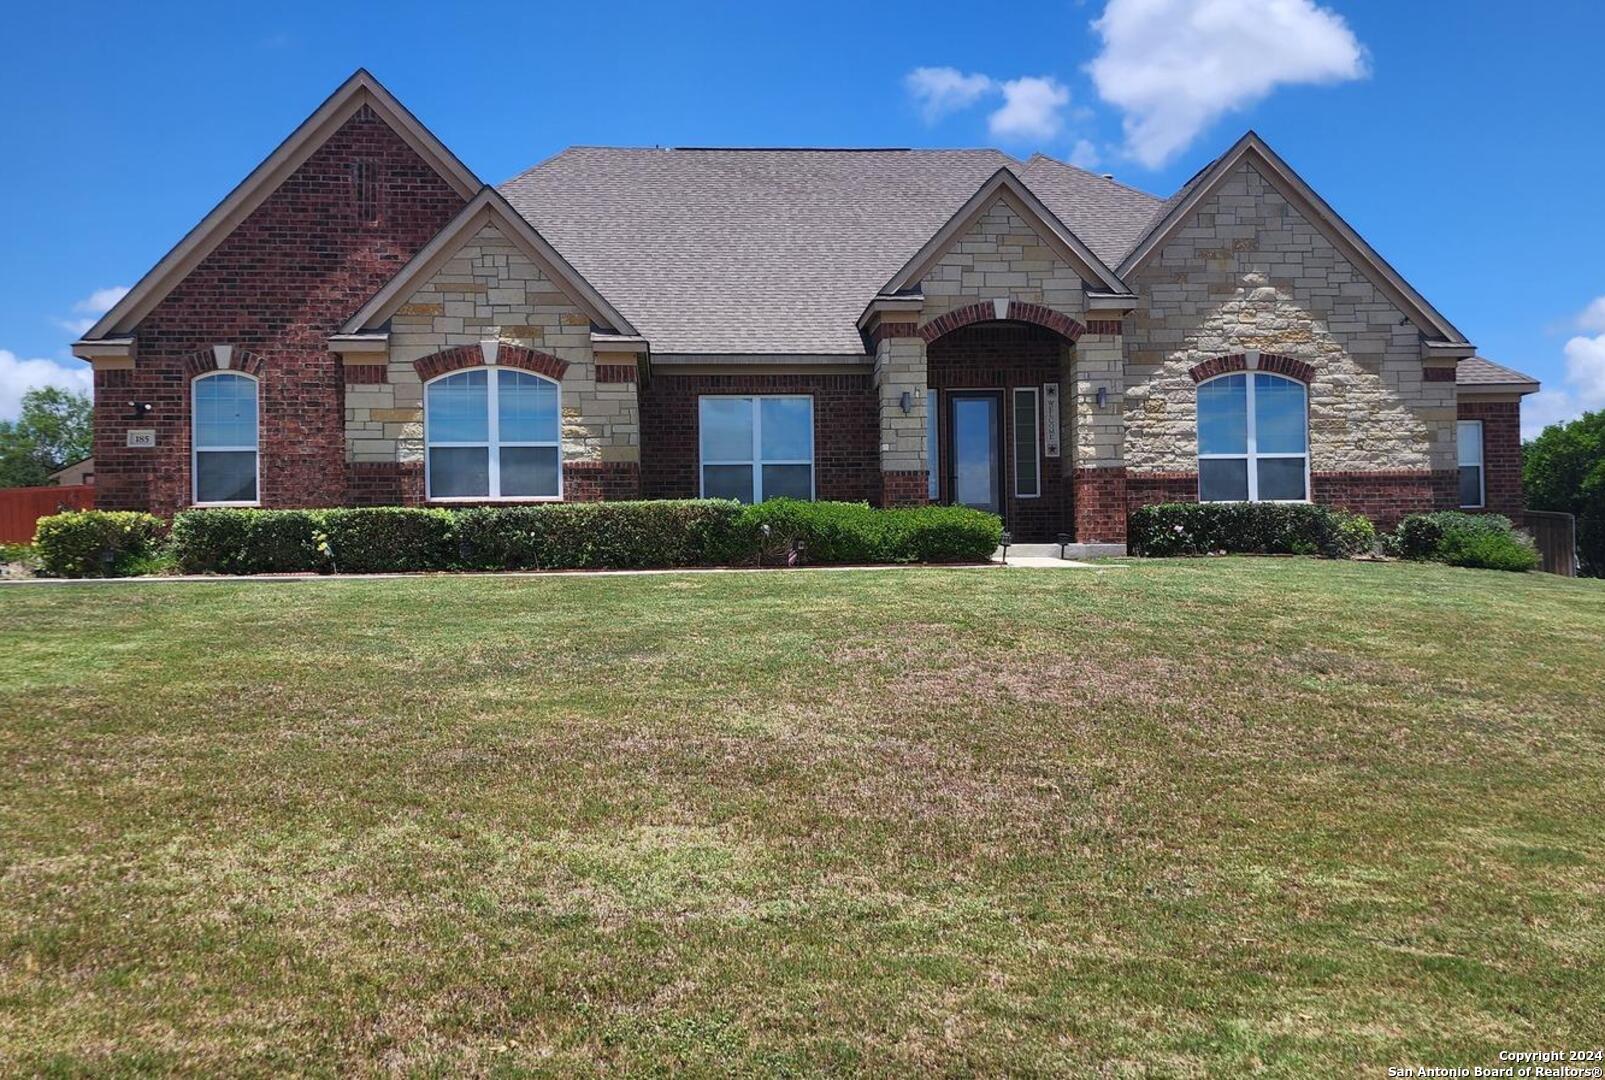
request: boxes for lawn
[1,559,1602,1076]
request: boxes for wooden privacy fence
[0,485,94,544]
[1524,510,1578,577]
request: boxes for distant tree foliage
[1524,410,1605,577]
[0,387,93,489]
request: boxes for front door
[949,391,1002,513]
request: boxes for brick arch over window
[180,347,268,378]
[412,342,571,382]
[1188,353,1315,384]
[918,300,1086,344]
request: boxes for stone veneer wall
[342,222,640,502]
[1122,159,1459,528]
[95,104,467,516]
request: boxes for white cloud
[905,67,995,123]
[1087,0,1368,168]
[73,286,130,315]
[1575,295,1605,334]
[55,285,131,338]
[1069,139,1102,170]
[0,350,93,421]
[1520,295,1605,438]
[988,76,1070,142]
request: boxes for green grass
[2,559,1602,1075]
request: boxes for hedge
[156,499,1000,576]
[34,510,168,578]
[742,499,1002,564]
[1391,511,1539,572]
[1128,502,1376,559]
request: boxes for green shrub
[1393,511,1538,572]
[451,500,750,570]
[740,500,1000,564]
[171,509,327,574]
[1128,502,1375,559]
[319,508,456,573]
[33,510,167,578]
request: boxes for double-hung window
[192,371,259,505]
[425,367,561,500]
[699,395,813,503]
[1457,419,1484,508]
[1197,372,1308,502]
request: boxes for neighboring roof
[342,187,637,336]
[77,69,480,346]
[500,148,1163,354]
[1458,356,1540,394]
[879,168,1129,298]
[1117,132,1471,347]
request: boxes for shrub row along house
[73,70,1538,544]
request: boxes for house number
[1042,383,1060,458]
[126,429,156,448]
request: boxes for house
[47,458,94,486]
[72,70,1538,545]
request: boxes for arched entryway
[924,318,1077,542]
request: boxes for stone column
[564,348,643,501]
[872,323,929,505]
[1069,322,1129,542]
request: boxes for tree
[0,386,93,488]
[1523,409,1605,577]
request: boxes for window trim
[1013,386,1041,499]
[191,369,261,507]
[698,394,816,503]
[1457,418,1485,509]
[423,366,563,502]
[1196,371,1310,503]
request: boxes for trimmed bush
[33,510,167,578]
[452,500,750,570]
[1392,511,1538,572]
[171,509,326,574]
[1128,502,1376,559]
[319,508,456,574]
[740,500,1001,564]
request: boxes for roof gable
[342,188,637,336]
[1118,132,1468,345]
[78,69,479,344]
[882,169,1130,297]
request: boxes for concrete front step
[993,542,1127,561]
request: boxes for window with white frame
[1197,372,1308,502]
[699,395,813,503]
[1457,419,1484,508]
[192,371,259,505]
[425,367,560,500]
[1013,387,1040,498]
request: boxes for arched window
[425,367,560,500]
[192,371,259,505]
[1197,371,1308,502]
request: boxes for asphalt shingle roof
[499,148,1164,355]
[1458,356,1540,387]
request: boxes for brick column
[872,322,928,505]
[1070,321,1128,541]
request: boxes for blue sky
[2,0,1602,434]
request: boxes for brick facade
[95,104,466,516]
[638,370,878,503]
[1458,398,1524,518]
